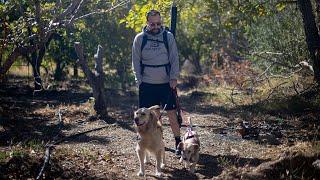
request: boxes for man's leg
[167,109,181,155]
[167,110,180,137]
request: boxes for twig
[36,124,109,179]
[72,0,130,22]
[52,126,108,145]
[36,145,53,180]
[292,82,300,95]
[36,108,64,180]
[266,81,289,100]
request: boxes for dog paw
[155,172,162,177]
[160,163,165,168]
[137,171,144,176]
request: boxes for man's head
[146,10,162,34]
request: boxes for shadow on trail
[197,153,269,178]
[177,86,320,120]
[102,116,136,133]
[0,79,139,146]
[163,166,198,180]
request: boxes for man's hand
[170,79,177,89]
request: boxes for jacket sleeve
[132,34,142,85]
[168,33,180,80]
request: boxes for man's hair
[146,10,161,21]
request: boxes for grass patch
[24,139,45,151]
[312,142,320,153]
[9,149,27,158]
[0,151,9,162]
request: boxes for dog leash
[158,86,174,120]
[159,104,167,120]
[158,87,190,128]
[173,88,192,128]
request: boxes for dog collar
[186,128,195,140]
[186,135,195,140]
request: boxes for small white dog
[177,117,200,173]
[133,105,166,177]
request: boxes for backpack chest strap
[140,62,171,75]
[142,63,170,68]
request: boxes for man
[132,10,181,155]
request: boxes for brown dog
[178,117,200,173]
[133,105,166,177]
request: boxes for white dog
[177,117,200,173]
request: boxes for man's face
[147,15,162,34]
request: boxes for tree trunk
[316,0,320,28]
[73,64,78,78]
[30,46,46,91]
[0,47,21,79]
[32,62,42,91]
[0,0,82,81]
[191,52,202,74]
[54,60,64,81]
[74,42,108,117]
[298,0,320,84]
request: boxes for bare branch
[266,81,289,100]
[51,0,82,25]
[72,0,130,22]
[36,145,53,180]
[35,0,45,42]
[251,51,285,56]
[0,45,37,78]
[74,42,94,85]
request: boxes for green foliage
[246,3,308,72]
[1,0,315,90]
[24,139,44,151]
[120,0,309,77]
[121,1,285,73]
[0,151,8,162]
[9,149,27,158]
[69,1,136,88]
[121,0,172,32]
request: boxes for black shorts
[139,82,177,110]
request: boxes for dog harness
[185,128,195,140]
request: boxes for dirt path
[0,80,319,179]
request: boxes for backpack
[140,29,171,76]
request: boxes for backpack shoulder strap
[163,30,169,54]
[141,33,148,52]
[140,30,169,54]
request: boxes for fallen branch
[36,108,64,180]
[36,126,109,179]
[36,145,53,180]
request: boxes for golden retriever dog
[133,105,166,177]
[177,117,200,173]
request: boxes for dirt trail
[0,80,319,179]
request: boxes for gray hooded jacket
[132,26,179,85]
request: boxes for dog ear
[177,142,184,150]
[148,105,160,111]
